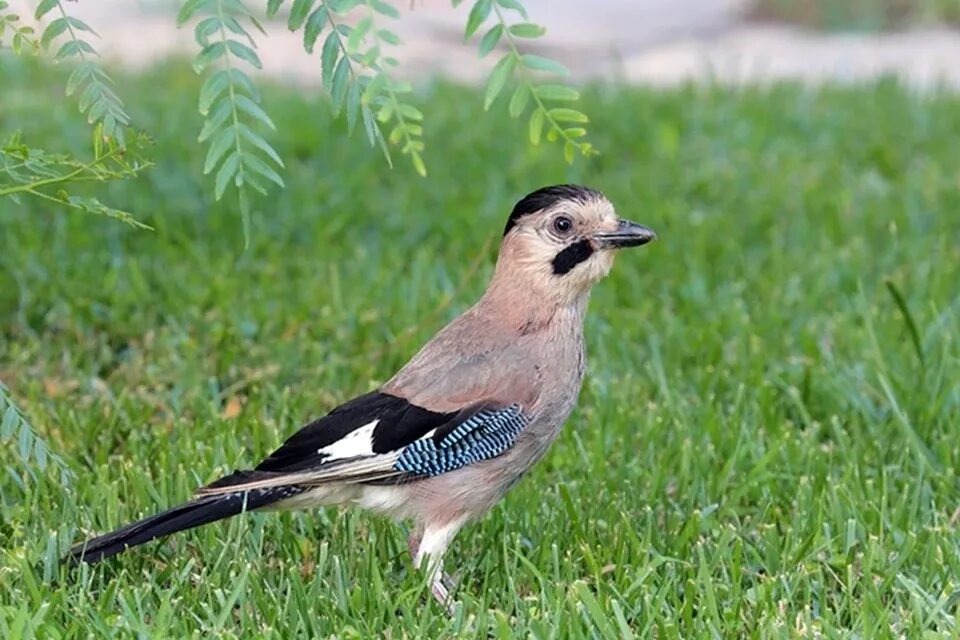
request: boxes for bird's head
[493,185,656,307]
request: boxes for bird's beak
[593,219,657,249]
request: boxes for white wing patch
[318,419,378,460]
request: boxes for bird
[67,184,656,609]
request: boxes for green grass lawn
[1,59,959,637]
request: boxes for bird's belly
[354,485,421,519]
[261,483,432,521]
[265,484,360,511]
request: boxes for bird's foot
[431,572,457,616]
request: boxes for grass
[748,0,960,31]
[1,57,960,637]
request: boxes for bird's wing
[195,390,529,496]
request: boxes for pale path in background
[5,0,960,88]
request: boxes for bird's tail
[68,486,301,564]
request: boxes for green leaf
[361,73,386,104]
[65,63,93,96]
[214,151,240,199]
[346,79,360,133]
[303,6,328,53]
[288,0,316,30]
[464,0,492,40]
[564,127,587,138]
[548,107,588,123]
[346,15,372,51]
[238,125,284,166]
[388,124,404,144]
[520,54,569,76]
[77,81,99,113]
[229,67,261,99]
[65,16,98,37]
[321,31,340,88]
[885,280,925,366]
[330,56,350,114]
[563,141,575,163]
[198,99,232,141]
[226,40,262,69]
[484,54,515,110]
[18,420,31,461]
[411,151,426,177]
[397,103,423,122]
[243,170,268,195]
[477,24,502,57]
[403,139,424,153]
[41,17,70,50]
[87,97,109,124]
[359,43,380,65]
[495,0,528,19]
[508,83,529,118]
[244,153,285,188]
[33,432,48,467]
[376,103,394,123]
[235,94,276,130]
[203,126,235,174]
[194,16,222,47]
[370,0,400,18]
[35,0,58,21]
[534,84,579,101]
[1,406,17,439]
[359,104,377,146]
[221,16,253,45]
[54,38,96,60]
[329,0,362,12]
[199,69,229,114]
[177,0,211,26]
[248,14,267,37]
[377,28,401,46]
[528,108,544,144]
[193,41,226,72]
[507,23,544,38]
[266,0,286,17]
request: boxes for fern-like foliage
[270,0,426,175]
[179,0,285,245]
[0,382,74,486]
[0,130,153,227]
[462,0,596,161]
[0,1,39,54]
[4,0,594,241]
[34,0,131,147]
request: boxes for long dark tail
[68,484,303,564]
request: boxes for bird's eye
[553,216,573,235]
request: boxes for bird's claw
[431,572,458,616]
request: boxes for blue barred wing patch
[393,405,528,477]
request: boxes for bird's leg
[407,528,422,560]
[411,518,467,615]
[413,542,455,613]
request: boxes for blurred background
[6,0,960,86]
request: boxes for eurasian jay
[68,184,656,608]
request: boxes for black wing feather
[254,391,456,473]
